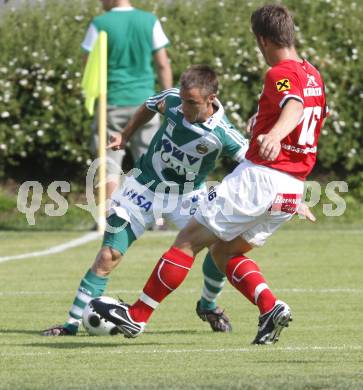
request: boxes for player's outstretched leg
[196,252,232,332]
[225,255,292,344]
[91,246,195,338]
[42,268,108,336]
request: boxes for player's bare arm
[257,99,304,161]
[107,103,157,150]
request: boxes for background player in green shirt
[42,65,249,336]
[82,0,173,200]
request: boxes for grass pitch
[0,223,362,390]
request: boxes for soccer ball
[82,296,120,336]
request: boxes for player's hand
[297,203,316,222]
[246,113,257,134]
[106,133,126,151]
[257,133,281,161]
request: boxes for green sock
[64,269,108,334]
[200,252,226,311]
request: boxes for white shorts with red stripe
[194,160,304,247]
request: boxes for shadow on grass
[24,341,167,349]
[146,329,201,335]
[0,329,42,335]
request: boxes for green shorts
[102,213,137,255]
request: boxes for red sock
[225,255,276,314]
[129,246,194,323]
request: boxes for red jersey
[246,59,328,180]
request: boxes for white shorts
[110,175,206,237]
[194,160,304,247]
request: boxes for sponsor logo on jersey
[276,78,291,92]
[270,193,301,214]
[117,188,153,212]
[303,87,322,97]
[196,142,209,154]
[159,135,202,176]
[307,74,319,87]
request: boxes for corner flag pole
[97,31,107,233]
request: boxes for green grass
[0,226,362,390]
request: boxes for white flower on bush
[32,52,39,57]
[347,148,357,158]
[86,159,92,166]
[0,67,8,73]
[12,124,20,130]
[242,76,249,82]
[231,112,241,121]
[0,144,7,150]
[20,151,27,157]
[46,70,55,78]
[33,92,40,98]
[19,79,28,86]
[1,111,10,118]
[76,156,82,162]
[74,72,81,78]
[215,57,223,67]
[74,15,84,22]
[21,69,29,76]
[10,138,15,144]
[44,85,54,94]
[66,83,73,90]
[160,16,167,22]
[37,130,44,137]
[26,136,33,142]
[67,58,74,65]
[48,105,53,111]
[32,120,39,126]
[333,122,342,134]
[232,74,241,81]
[42,100,51,107]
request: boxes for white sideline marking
[0,288,362,296]
[0,345,361,358]
[0,232,101,264]
[0,231,176,265]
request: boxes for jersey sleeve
[152,19,170,51]
[145,88,180,115]
[219,121,249,162]
[265,67,304,109]
[81,22,99,52]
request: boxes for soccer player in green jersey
[42,65,248,336]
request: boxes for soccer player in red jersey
[92,4,328,344]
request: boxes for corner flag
[81,31,107,116]
[81,31,108,232]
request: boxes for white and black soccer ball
[82,296,120,336]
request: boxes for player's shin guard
[200,252,226,311]
[129,247,194,323]
[64,269,108,334]
[225,256,276,314]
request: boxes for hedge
[0,0,362,198]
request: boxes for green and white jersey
[135,88,249,194]
[81,7,170,106]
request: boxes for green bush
[0,0,362,198]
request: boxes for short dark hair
[251,4,295,48]
[179,65,218,96]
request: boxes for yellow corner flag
[81,31,108,232]
[81,31,107,116]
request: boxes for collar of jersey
[111,7,134,11]
[178,98,225,132]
